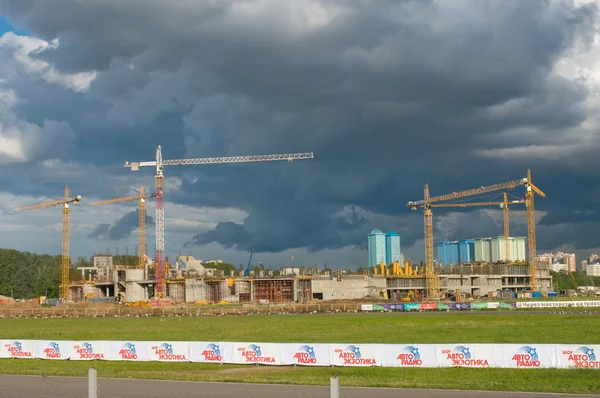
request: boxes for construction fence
[1,340,599,369]
[1,300,600,318]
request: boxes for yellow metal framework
[89,184,155,269]
[409,171,545,296]
[14,185,82,301]
[524,169,546,291]
[408,177,527,299]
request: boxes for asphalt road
[0,375,596,398]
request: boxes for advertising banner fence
[360,300,600,312]
[0,340,598,369]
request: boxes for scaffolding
[254,279,294,302]
[297,278,312,302]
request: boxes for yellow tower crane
[430,193,526,261]
[14,186,82,301]
[407,177,528,299]
[89,184,156,269]
[523,169,546,292]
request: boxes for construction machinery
[89,184,156,270]
[245,249,254,277]
[430,193,526,261]
[408,170,545,298]
[14,186,82,301]
[408,177,528,299]
[523,169,546,291]
[124,145,314,297]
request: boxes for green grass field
[1,312,599,394]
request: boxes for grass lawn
[1,312,599,394]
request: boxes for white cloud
[0,32,96,92]
[0,88,76,164]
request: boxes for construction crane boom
[89,184,155,270]
[124,145,314,297]
[14,186,82,301]
[408,176,531,299]
[408,178,526,209]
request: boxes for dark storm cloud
[88,211,154,241]
[0,0,599,258]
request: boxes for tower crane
[523,169,546,292]
[430,193,526,261]
[124,145,314,297]
[408,177,527,299]
[14,186,82,301]
[89,184,156,270]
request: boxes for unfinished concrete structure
[71,255,552,303]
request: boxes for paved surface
[0,375,596,397]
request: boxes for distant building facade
[436,236,526,265]
[368,229,402,267]
[385,231,402,265]
[368,230,386,267]
[537,252,576,273]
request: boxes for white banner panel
[280,343,332,366]
[148,342,189,362]
[382,344,437,367]
[233,342,280,365]
[495,344,556,368]
[105,341,150,361]
[437,344,494,367]
[0,340,35,359]
[189,342,233,363]
[34,340,70,360]
[1,339,600,369]
[557,345,600,369]
[487,302,499,309]
[516,301,600,309]
[70,341,108,360]
[331,344,381,366]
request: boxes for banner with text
[1,340,599,369]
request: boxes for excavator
[401,289,421,302]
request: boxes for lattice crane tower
[408,177,528,298]
[124,145,314,296]
[14,186,82,301]
[89,184,156,269]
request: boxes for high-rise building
[368,229,386,267]
[385,231,401,265]
[537,252,577,272]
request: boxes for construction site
[13,145,552,306]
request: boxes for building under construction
[70,255,552,303]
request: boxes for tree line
[0,249,142,299]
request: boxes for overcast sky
[0,0,599,269]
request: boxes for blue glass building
[368,229,386,266]
[458,239,475,263]
[435,241,460,266]
[385,231,402,264]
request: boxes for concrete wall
[124,282,147,303]
[185,278,205,302]
[311,276,372,300]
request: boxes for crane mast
[524,169,546,291]
[14,185,82,301]
[89,184,155,270]
[408,178,528,298]
[125,145,314,297]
